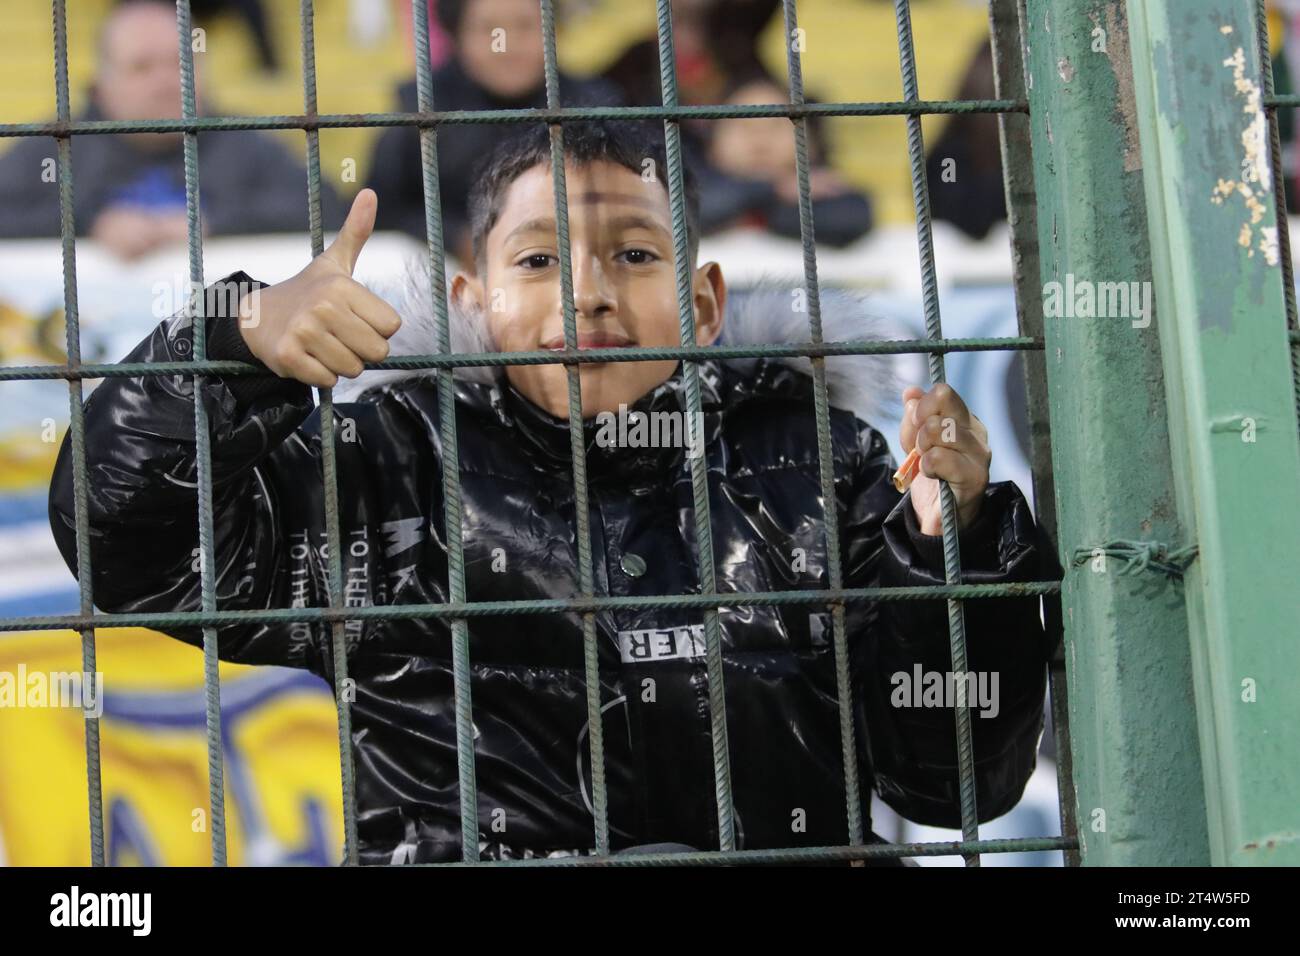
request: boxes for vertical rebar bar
[778,0,864,850]
[176,0,227,867]
[653,0,736,852]
[891,0,980,865]
[51,0,105,868]
[538,0,611,856]
[300,0,360,866]
[411,0,480,864]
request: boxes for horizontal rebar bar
[0,337,1044,383]
[428,836,1078,866]
[0,100,1028,140]
[1,581,1062,634]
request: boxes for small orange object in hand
[892,447,922,493]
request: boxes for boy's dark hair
[466,120,700,273]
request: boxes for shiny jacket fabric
[49,271,1050,864]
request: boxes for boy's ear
[692,261,726,346]
[450,271,484,315]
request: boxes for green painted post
[1025,0,1210,864]
[1127,0,1300,865]
[989,0,1079,866]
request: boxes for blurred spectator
[924,41,1006,240]
[701,71,873,247]
[395,0,454,68]
[595,0,873,246]
[0,0,341,259]
[600,0,779,108]
[365,0,622,264]
[598,0,716,106]
[599,0,779,207]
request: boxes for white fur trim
[335,259,899,423]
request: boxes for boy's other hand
[237,188,401,387]
[899,384,991,536]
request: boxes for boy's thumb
[323,188,377,274]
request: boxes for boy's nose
[571,254,616,319]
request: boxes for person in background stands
[702,70,874,247]
[599,0,779,235]
[924,42,1007,241]
[364,0,622,266]
[0,0,342,260]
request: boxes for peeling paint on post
[1026,0,1209,864]
[1128,0,1300,866]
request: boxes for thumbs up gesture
[237,189,402,387]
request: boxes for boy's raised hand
[899,383,991,536]
[237,188,401,387]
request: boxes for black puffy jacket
[49,270,1049,864]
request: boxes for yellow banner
[0,627,344,866]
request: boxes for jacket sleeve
[46,272,418,678]
[841,420,1049,829]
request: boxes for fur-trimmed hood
[336,260,899,424]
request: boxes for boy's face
[452,159,726,419]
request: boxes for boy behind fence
[50,121,1049,864]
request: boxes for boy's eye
[618,248,658,265]
[519,254,556,269]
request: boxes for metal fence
[7,0,1291,867]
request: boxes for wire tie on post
[1072,540,1199,579]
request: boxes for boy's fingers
[329,310,392,364]
[914,415,938,455]
[915,415,991,467]
[305,332,367,380]
[913,383,969,429]
[899,416,917,456]
[899,387,924,451]
[322,188,378,275]
[344,280,402,337]
[284,352,339,388]
[901,387,924,425]
[916,415,966,455]
[919,446,982,486]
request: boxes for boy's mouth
[541,330,635,351]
